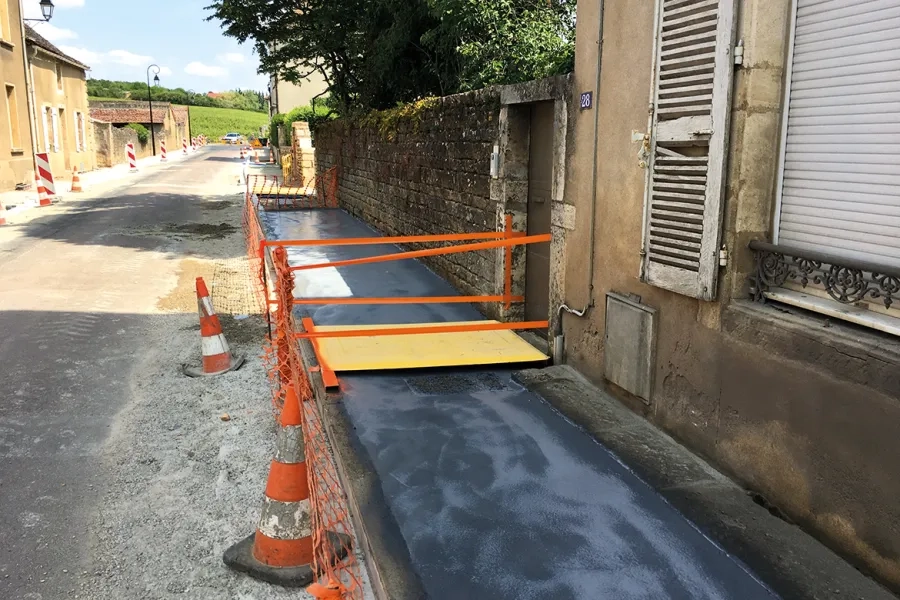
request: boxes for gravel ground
[70,188,370,599]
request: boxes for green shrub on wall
[125,123,149,144]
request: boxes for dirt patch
[164,222,238,239]
[156,258,218,312]
[202,201,234,211]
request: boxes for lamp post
[24,0,55,21]
[146,64,160,156]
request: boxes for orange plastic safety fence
[268,247,363,599]
[246,167,339,212]
[241,191,267,315]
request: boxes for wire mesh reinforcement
[242,195,363,599]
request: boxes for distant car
[220,133,242,144]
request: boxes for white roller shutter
[776,0,900,268]
[641,0,738,301]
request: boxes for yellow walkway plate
[313,321,548,372]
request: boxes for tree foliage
[125,123,150,144]
[88,79,268,113]
[205,0,576,112]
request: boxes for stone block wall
[93,121,151,168]
[315,89,502,314]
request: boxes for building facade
[558,0,900,590]
[89,101,185,164]
[268,68,328,117]
[0,0,34,190]
[25,23,94,178]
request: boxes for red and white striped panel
[126,143,137,171]
[183,138,188,154]
[160,140,167,161]
[35,153,55,195]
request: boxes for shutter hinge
[733,39,744,66]
[719,245,728,267]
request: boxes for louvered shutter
[776,0,900,268]
[641,0,738,301]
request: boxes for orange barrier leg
[302,317,339,389]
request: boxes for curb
[296,330,427,600]
[511,365,896,600]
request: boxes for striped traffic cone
[223,381,349,587]
[182,277,245,377]
[34,172,51,207]
[0,200,8,226]
[70,171,83,193]
[240,146,245,160]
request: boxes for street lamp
[24,0,55,21]
[147,64,160,156]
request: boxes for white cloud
[29,22,78,41]
[184,62,228,78]
[158,66,173,77]
[107,49,153,67]
[58,45,101,65]
[219,53,246,64]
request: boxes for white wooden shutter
[775,0,900,269]
[51,108,59,152]
[641,0,738,301]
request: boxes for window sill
[762,289,900,338]
[10,148,25,155]
[0,39,13,51]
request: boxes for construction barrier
[126,143,137,172]
[183,138,188,155]
[35,152,55,196]
[246,166,339,212]
[161,140,167,162]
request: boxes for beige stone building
[553,0,900,590]
[0,0,34,190]
[268,68,328,117]
[25,23,94,179]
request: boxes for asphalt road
[0,147,234,598]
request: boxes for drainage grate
[404,372,511,396]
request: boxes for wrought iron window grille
[749,240,900,312]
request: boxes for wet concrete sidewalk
[262,208,779,599]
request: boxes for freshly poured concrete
[262,208,779,599]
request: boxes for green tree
[204,0,575,113]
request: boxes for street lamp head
[40,0,54,21]
[153,74,160,86]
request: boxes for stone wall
[93,121,152,168]
[315,89,502,313]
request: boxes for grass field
[189,106,269,140]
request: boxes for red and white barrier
[183,138,188,155]
[35,152,55,196]
[126,142,137,172]
[160,140,167,162]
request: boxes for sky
[24,0,268,93]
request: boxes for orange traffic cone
[240,146,245,160]
[70,171,83,193]
[254,149,259,163]
[307,579,344,598]
[0,200,8,226]
[223,382,349,587]
[34,172,51,207]
[182,277,245,377]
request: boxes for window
[5,84,21,149]
[774,1,900,271]
[0,1,11,42]
[58,106,66,154]
[639,0,738,301]
[41,106,51,152]
[49,107,60,152]
[56,64,63,93]
[74,111,86,152]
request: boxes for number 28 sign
[580,91,593,110]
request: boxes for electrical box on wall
[604,293,657,404]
